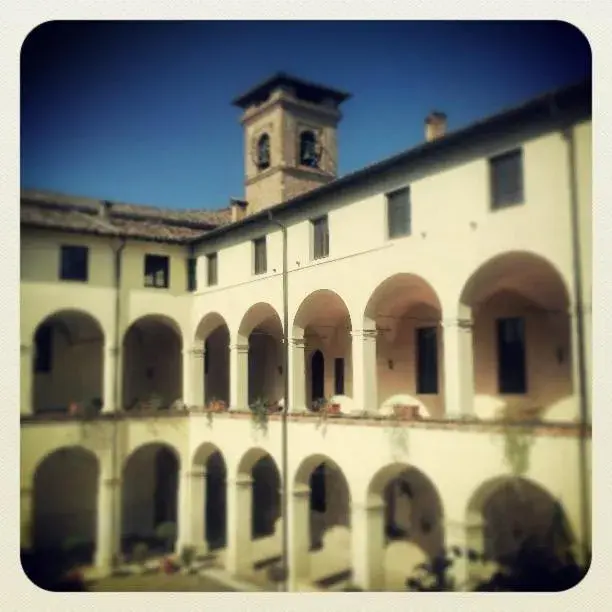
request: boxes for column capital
[351,500,385,513]
[182,347,202,357]
[229,343,249,354]
[187,468,207,479]
[442,317,474,330]
[20,343,33,355]
[350,329,378,341]
[229,476,253,487]
[289,337,307,349]
[292,484,311,498]
[20,486,32,497]
[105,345,120,356]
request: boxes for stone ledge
[21,408,591,438]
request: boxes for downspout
[110,237,126,567]
[267,210,289,591]
[562,124,591,569]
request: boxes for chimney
[100,200,113,219]
[230,198,248,223]
[425,111,447,142]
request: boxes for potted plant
[155,521,177,554]
[180,545,197,575]
[132,542,149,574]
[250,397,269,433]
[393,403,420,420]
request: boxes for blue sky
[20,20,591,211]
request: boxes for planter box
[393,404,420,420]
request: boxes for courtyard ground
[91,572,235,592]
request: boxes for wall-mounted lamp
[278,365,283,375]
[388,360,394,370]
[556,347,565,364]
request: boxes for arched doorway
[122,315,183,410]
[31,310,105,414]
[363,273,443,417]
[459,252,573,420]
[293,454,352,588]
[367,463,444,590]
[195,313,230,407]
[121,443,180,557]
[237,302,284,406]
[293,289,352,410]
[32,447,99,562]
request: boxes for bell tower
[232,72,351,215]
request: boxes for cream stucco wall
[20,115,591,589]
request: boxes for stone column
[102,344,119,413]
[569,302,592,424]
[190,468,207,553]
[95,477,121,569]
[20,486,33,550]
[351,500,386,590]
[225,476,253,576]
[229,344,249,411]
[289,338,307,413]
[350,329,378,414]
[442,316,475,417]
[20,344,33,416]
[445,518,485,591]
[288,484,311,590]
[175,469,192,555]
[182,347,205,409]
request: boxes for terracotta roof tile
[21,190,232,244]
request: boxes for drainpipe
[562,124,591,569]
[267,210,289,591]
[110,238,126,567]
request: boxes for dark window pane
[207,253,218,286]
[334,357,345,395]
[253,237,267,274]
[490,149,524,209]
[300,131,318,168]
[312,216,329,259]
[60,245,88,281]
[144,255,169,288]
[416,326,438,394]
[34,324,52,373]
[497,317,527,393]
[257,134,270,170]
[187,258,197,292]
[387,188,411,238]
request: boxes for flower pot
[393,404,419,420]
[328,404,341,415]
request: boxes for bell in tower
[232,72,351,216]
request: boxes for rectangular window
[387,187,411,239]
[253,236,267,275]
[490,149,524,209]
[497,317,527,394]
[144,254,170,288]
[334,357,345,395]
[187,257,197,292]
[207,253,218,286]
[34,324,52,373]
[416,327,438,394]
[311,215,329,260]
[59,245,89,281]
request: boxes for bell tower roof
[232,72,352,110]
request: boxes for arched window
[257,134,270,170]
[299,131,319,168]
